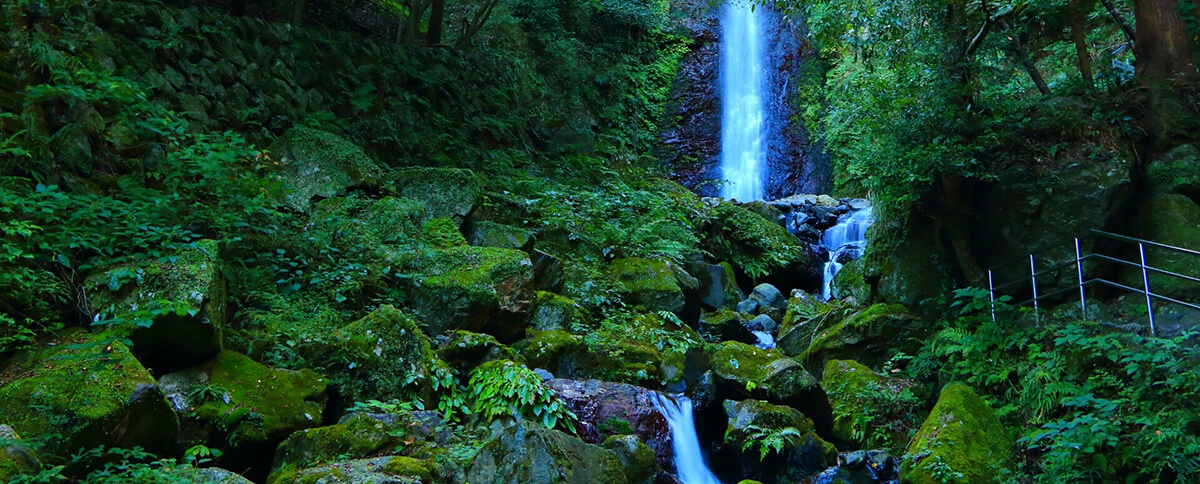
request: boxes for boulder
[543,379,671,463]
[275,456,435,484]
[320,306,443,405]
[603,435,659,484]
[468,221,535,251]
[159,351,327,473]
[516,330,670,388]
[822,360,921,452]
[530,249,566,293]
[747,314,778,333]
[411,246,535,342]
[84,240,225,373]
[0,333,180,460]
[700,200,813,288]
[689,261,744,310]
[269,412,443,483]
[307,196,425,268]
[698,309,755,344]
[439,330,519,377]
[268,127,382,212]
[0,425,39,481]
[722,399,837,483]
[801,304,922,377]
[466,421,626,484]
[392,167,484,225]
[530,292,591,331]
[902,383,1013,484]
[1148,144,1200,202]
[749,283,787,311]
[709,341,832,433]
[809,450,901,484]
[1122,194,1200,299]
[737,299,760,315]
[777,299,844,357]
[608,258,687,314]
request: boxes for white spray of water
[821,208,873,301]
[752,330,775,349]
[652,394,722,484]
[720,1,767,202]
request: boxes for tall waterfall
[820,207,873,300]
[652,394,722,484]
[720,1,767,202]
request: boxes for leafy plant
[467,360,578,432]
[729,423,805,461]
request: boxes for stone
[439,330,519,377]
[1148,144,1200,201]
[1121,193,1200,299]
[0,425,39,481]
[267,127,382,212]
[722,399,837,483]
[274,456,435,484]
[530,291,591,331]
[465,421,626,484]
[809,450,901,484]
[268,412,442,482]
[902,383,1014,484]
[608,258,687,314]
[602,435,659,484]
[411,246,536,342]
[689,261,744,310]
[543,379,671,463]
[159,351,327,474]
[0,332,180,460]
[700,200,812,289]
[747,314,778,333]
[698,309,755,344]
[801,304,924,377]
[322,306,443,405]
[516,330,671,388]
[393,167,484,225]
[84,240,226,373]
[709,341,832,433]
[530,249,566,293]
[737,299,760,315]
[468,221,535,251]
[749,283,787,311]
[822,360,921,452]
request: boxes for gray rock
[534,368,556,381]
[750,283,787,310]
[746,314,778,333]
[737,299,760,315]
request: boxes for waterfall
[820,208,873,300]
[652,394,722,484]
[720,1,767,202]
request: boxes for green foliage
[730,423,805,461]
[467,360,578,432]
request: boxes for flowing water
[652,393,722,484]
[820,208,873,300]
[719,1,767,202]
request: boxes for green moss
[268,127,382,212]
[0,332,179,459]
[902,383,1014,484]
[466,421,626,484]
[324,306,443,404]
[278,456,434,484]
[0,425,40,481]
[802,303,918,376]
[392,167,483,224]
[703,200,807,281]
[1123,194,1200,298]
[602,434,657,484]
[468,221,534,250]
[270,414,404,480]
[823,359,920,452]
[420,217,468,249]
[711,341,819,403]
[531,291,591,331]
[515,330,668,387]
[411,246,535,340]
[698,309,746,342]
[723,399,836,480]
[607,257,685,313]
[190,351,327,446]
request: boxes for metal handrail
[983,229,1200,336]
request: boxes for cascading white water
[820,208,873,301]
[720,1,767,202]
[652,394,722,484]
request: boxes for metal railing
[985,229,1200,336]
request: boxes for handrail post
[988,270,996,323]
[1139,243,1156,336]
[1075,238,1087,319]
[1030,254,1040,327]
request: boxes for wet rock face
[665,2,830,199]
[543,379,672,467]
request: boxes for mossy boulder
[544,378,673,463]
[323,306,444,405]
[1121,194,1200,299]
[710,341,832,434]
[801,304,922,377]
[1147,144,1200,202]
[700,199,812,288]
[602,434,659,484]
[822,360,921,452]
[393,167,484,225]
[465,421,626,484]
[421,217,469,249]
[0,333,179,460]
[723,399,837,483]
[85,239,226,373]
[0,425,40,481]
[274,455,435,484]
[902,383,1013,484]
[303,197,426,276]
[831,258,872,303]
[268,127,382,212]
[411,246,536,342]
[270,412,445,483]
[698,309,754,344]
[468,221,535,251]
[159,351,327,472]
[689,260,743,310]
[439,330,519,377]
[530,291,591,331]
[516,330,667,387]
[608,257,687,314]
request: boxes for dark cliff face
[663,3,830,199]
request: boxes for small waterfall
[752,330,775,349]
[719,1,767,202]
[652,394,722,484]
[820,208,873,300]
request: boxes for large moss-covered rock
[439,330,519,376]
[0,425,40,481]
[544,379,671,462]
[268,127,382,212]
[801,304,922,376]
[411,246,535,342]
[822,360,921,453]
[160,351,327,472]
[698,309,754,344]
[776,297,843,357]
[269,412,446,483]
[1121,194,1200,299]
[465,421,627,484]
[85,239,225,373]
[323,306,443,405]
[393,167,484,225]
[700,199,812,287]
[516,330,668,387]
[710,341,832,433]
[603,434,658,484]
[689,261,743,310]
[723,399,836,483]
[0,333,179,459]
[468,221,535,251]
[902,383,1013,484]
[530,291,591,331]
[277,456,435,484]
[1148,144,1200,201]
[609,258,687,314]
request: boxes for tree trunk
[1134,0,1197,81]
[427,0,445,45]
[1099,0,1137,42]
[1068,0,1094,88]
[291,0,308,25]
[1000,20,1052,95]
